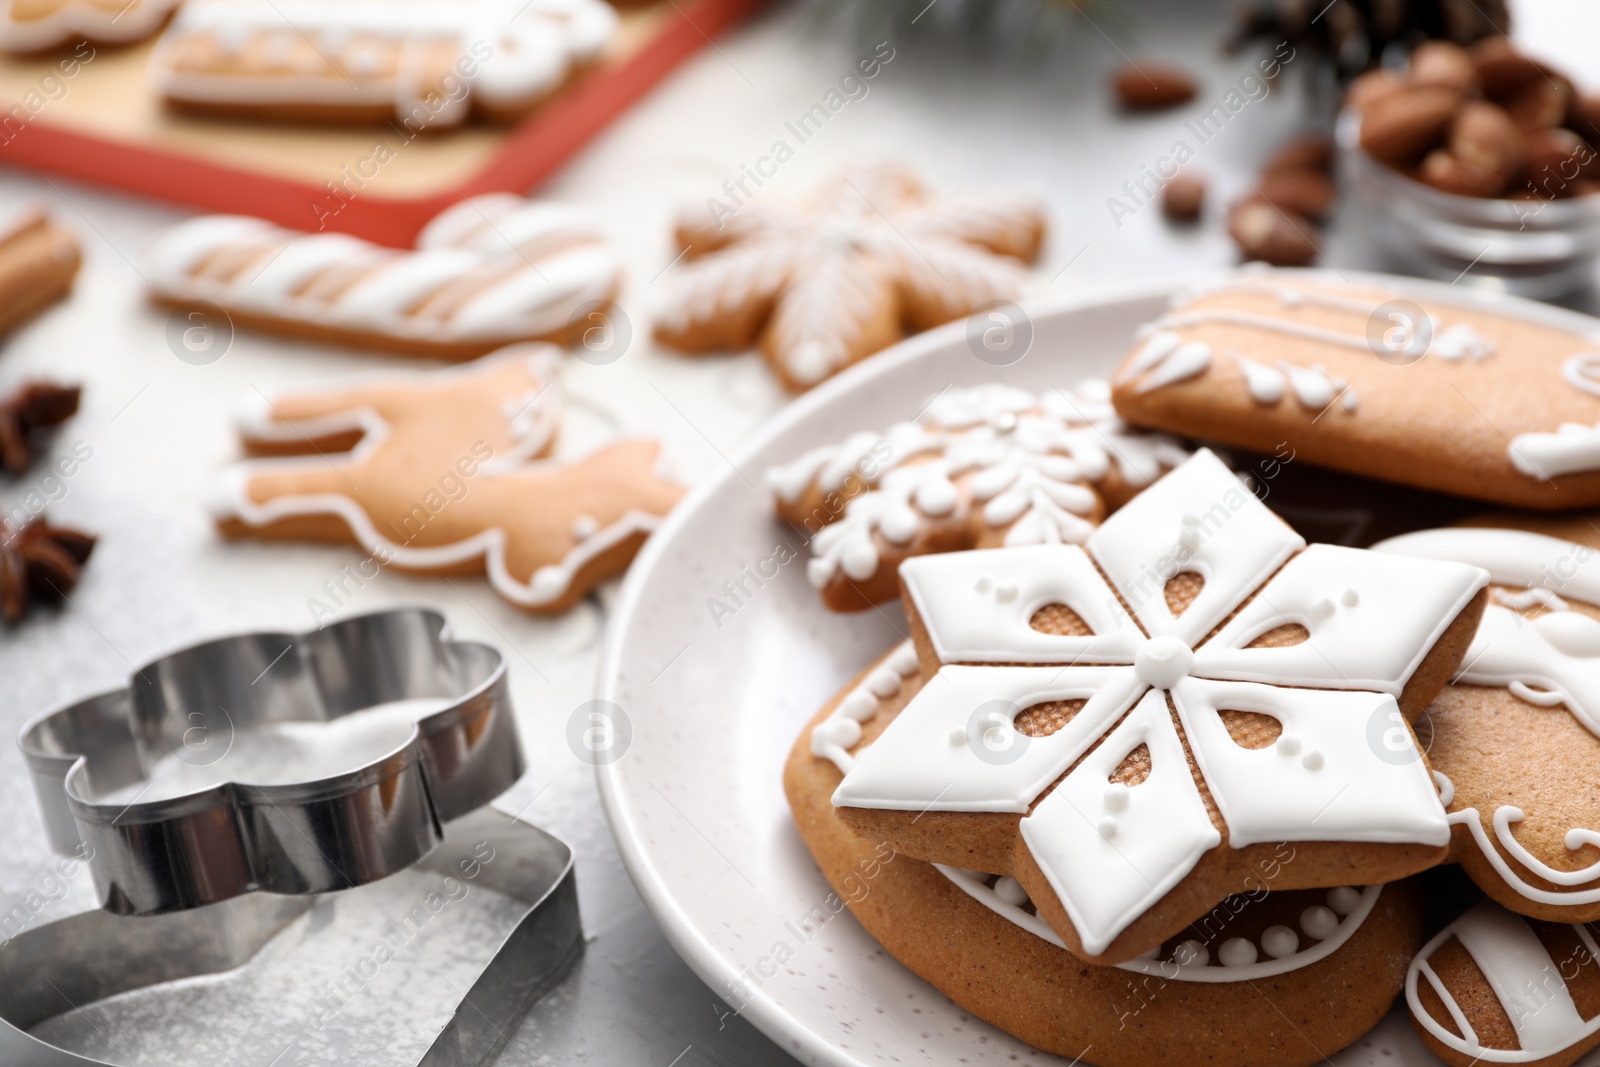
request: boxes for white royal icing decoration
[0,0,181,51]
[1377,527,1600,904]
[1501,351,1600,479]
[145,194,619,348]
[1509,421,1600,480]
[938,865,1382,982]
[835,450,1483,955]
[150,0,616,123]
[767,381,1190,590]
[1407,900,1600,1063]
[1131,275,1496,413]
[210,346,662,609]
[811,642,922,774]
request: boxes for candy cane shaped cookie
[211,344,684,613]
[149,0,617,127]
[145,194,621,360]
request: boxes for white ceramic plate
[594,273,1599,1067]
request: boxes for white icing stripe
[144,195,617,348]
[1407,901,1596,1063]
[770,381,1189,590]
[1376,529,1600,608]
[209,347,657,608]
[150,0,616,120]
[1158,309,1375,352]
[1376,527,1600,904]
[834,450,1482,956]
[938,866,1381,983]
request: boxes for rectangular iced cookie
[1111,269,1600,509]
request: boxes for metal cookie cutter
[0,809,580,1067]
[19,607,525,915]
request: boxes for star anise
[0,382,80,474]
[1,517,95,621]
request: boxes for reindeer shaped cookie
[212,344,683,613]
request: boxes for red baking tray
[0,0,766,246]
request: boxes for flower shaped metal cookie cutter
[18,607,524,915]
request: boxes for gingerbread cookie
[0,206,78,337]
[146,194,620,360]
[821,448,1485,964]
[655,163,1047,392]
[1110,269,1600,510]
[149,0,616,127]
[1407,898,1600,1067]
[1376,524,1600,925]
[211,344,683,613]
[788,643,1427,1066]
[767,380,1190,611]
[0,0,176,51]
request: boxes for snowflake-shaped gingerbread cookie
[655,163,1047,391]
[769,381,1190,610]
[830,449,1488,963]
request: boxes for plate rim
[593,267,1600,1067]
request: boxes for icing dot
[1309,597,1336,620]
[1341,588,1360,608]
[806,558,835,588]
[949,728,968,746]
[786,341,833,385]
[866,669,902,698]
[814,718,861,749]
[1133,636,1194,689]
[992,877,1028,907]
[1278,288,1303,307]
[840,692,878,721]
[840,541,878,581]
[995,582,1018,603]
[1103,783,1130,811]
[993,412,1018,434]
[1301,750,1325,771]
[1218,938,1258,967]
[531,566,566,600]
[571,514,600,540]
[889,645,920,676]
[1261,926,1299,959]
[1300,905,1339,940]
[1173,940,1209,967]
[1276,734,1302,757]
[878,506,918,544]
[914,478,958,517]
[1327,887,1362,916]
[975,577,993,594]
[1097,818,1119,839]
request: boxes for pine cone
[0,382,80,474]
[0,516,95,621]
[1230,0,1511,82]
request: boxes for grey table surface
[1,0,1598,1064]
